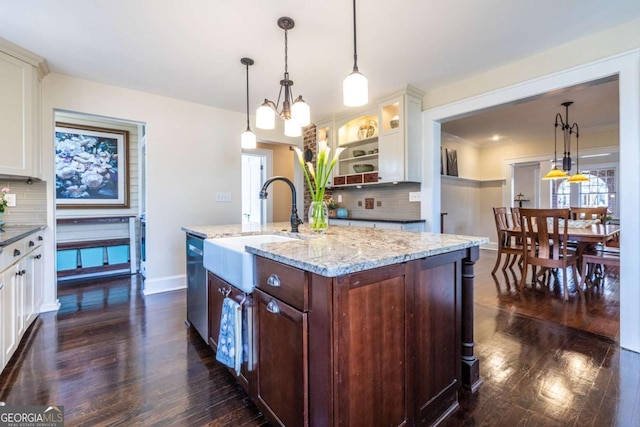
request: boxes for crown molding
[0,37,49,79]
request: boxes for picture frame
[55,122,130,208]
[446,148,458,177]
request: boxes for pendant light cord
[352,0,359,71]
[245,61,250,130]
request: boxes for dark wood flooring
[0,251,636,426]
[476,249,620,340]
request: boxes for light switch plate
[5,193,16,207]
[215,192,232,202]
[409,192,421,202]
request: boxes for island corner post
[461,245,482,392]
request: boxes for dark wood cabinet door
[334,264,410,427]
[412,252,463,425]
[208,272,226,350]
[254,288,308,427]
[208,272,252,394]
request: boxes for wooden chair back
[519,208,571,262]
[511,206,522,228]
[493,207,511,236]
[569,207,607,222]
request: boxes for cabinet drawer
[346,174,363,185]
[256,257,308,312]
[25,233,44,252]
[1,239,26,272]
[363,172,378,183]
[333,176,346,186]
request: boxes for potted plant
[293,141,344,232]
[326,198,338,218]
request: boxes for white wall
[41,73,248,301]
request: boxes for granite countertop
[183,222,488,277]
[0,224,46,247]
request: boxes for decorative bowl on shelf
[352,149,365,157]
[353,164,375,173]
[390,116,400,129]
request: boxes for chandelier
[256,17,310,138]
[543,101,588,182]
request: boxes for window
[551,167,617,216]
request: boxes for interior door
[241,153,265,224]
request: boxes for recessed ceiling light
[492,135,500,141]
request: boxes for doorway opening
[53,110,145,299]
[241,152,267,225]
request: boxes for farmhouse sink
[203,234,298,293]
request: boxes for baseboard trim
[143,274,186,295]
[482,242,498,251]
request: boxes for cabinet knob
[34,254,42,260]
[13,249,21,257]
[29,240,35,247]
[266,274,281,287]
[266,299,280,314]
[38,236,43,241]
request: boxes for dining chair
[492,207,524,275]
[569,207,607,223]
[580,250,620,291]
[519,208,580,301]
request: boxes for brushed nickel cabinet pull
[266,274,281,287]
[266,300,280,314]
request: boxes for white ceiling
[0,0,639,125]
[441,76,620,146]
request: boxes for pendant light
[240,58,257,149]
[542,102,574,180]
[567,118,588,183]
[343,0,368,107]
[256,17,310,137]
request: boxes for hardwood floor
[0,255,636,426]
[476,249,620,340]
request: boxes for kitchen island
[182,223,488,426]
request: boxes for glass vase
[308,201,329,233]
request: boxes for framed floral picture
[55,123,129,208]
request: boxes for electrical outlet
[358,201,362,207]
[409,192,421,202]
[215,192,232,202]
[376,201,382,207]
[337,195,343,203]
[5,193,16,207]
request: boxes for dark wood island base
[208,244,482,426]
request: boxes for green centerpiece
[294,141,344,233]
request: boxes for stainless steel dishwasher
[186,234,207,342]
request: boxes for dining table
[505,222,620,276]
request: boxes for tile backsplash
[332,183,421,220]
[0,178,47,225]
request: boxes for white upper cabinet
[327,86,424,187]
[0,39,47,179]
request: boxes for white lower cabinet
[329,219,424,232]
[0,230,45,372]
